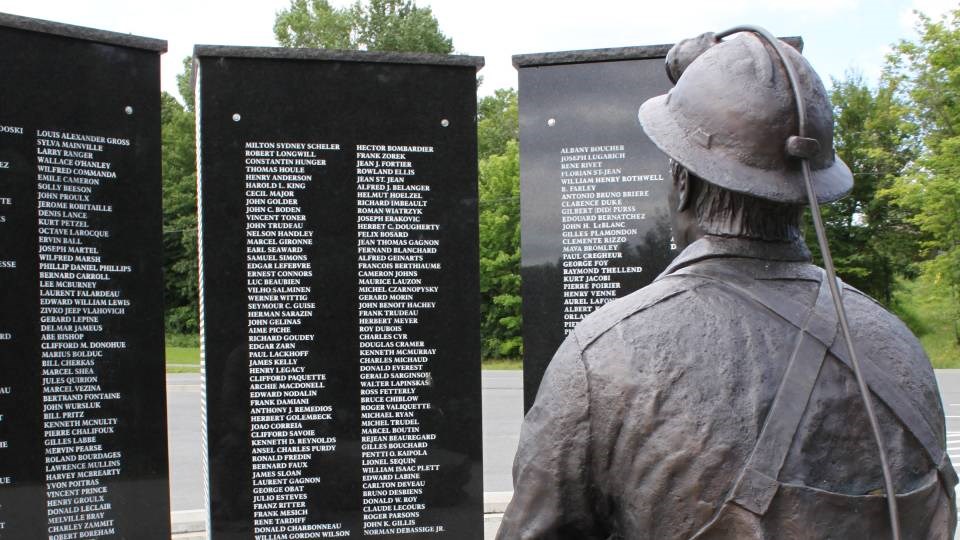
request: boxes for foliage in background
[881,8,960,353]
[166,333,201,348]
[893,277,960,368]
[479,142,521,358]
[274,0,453,53]
[804,72,919,306]
[161,56,199,335]
[478,88,519,160]
[477,90,521,359]
[176,56,196,112]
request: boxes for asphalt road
[166,374,205,512]
[166,370,524,512]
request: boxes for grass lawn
[481,358,522,370]
[167,364,201,374]
[165,346,200,373]
[893,278,960,369]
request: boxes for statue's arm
[496,335,606,539]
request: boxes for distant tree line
[160,1,958,361]
[811,9,960,351]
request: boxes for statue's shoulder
[572,274,703,349]
[842,284,931,367]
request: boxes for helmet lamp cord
[714,25,902,540]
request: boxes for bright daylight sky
[1,0,957,99]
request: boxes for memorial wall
[0,13,171,539]
[196,47,484,539]
[514,40,803,411]
[514,47,678,410]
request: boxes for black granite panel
[518,55,677,411]
[512,44,673,68]
[0,12,167,51]
[0,19,169,539]
[193,44,483,67]
[511,37,801,68]
[197,49,483,539]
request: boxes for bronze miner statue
[498,29,957,539]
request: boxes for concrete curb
[171,491,514,535]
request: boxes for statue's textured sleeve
[496,334,605,539]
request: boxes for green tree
[161,58,199,334]
[175,56,195,112]
[882,9,960,343]
[477,88,518,160]
[476,88,522,358]
[477,88,523,358]
[479,140,521,358]
[805,72,918,304]
[275,0,453,53]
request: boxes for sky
[1,0,956,99]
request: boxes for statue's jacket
[498,236,957,540]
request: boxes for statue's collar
[659,236,812,278]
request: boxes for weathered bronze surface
[498,32,957,539]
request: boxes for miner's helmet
[638,32,853,204]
